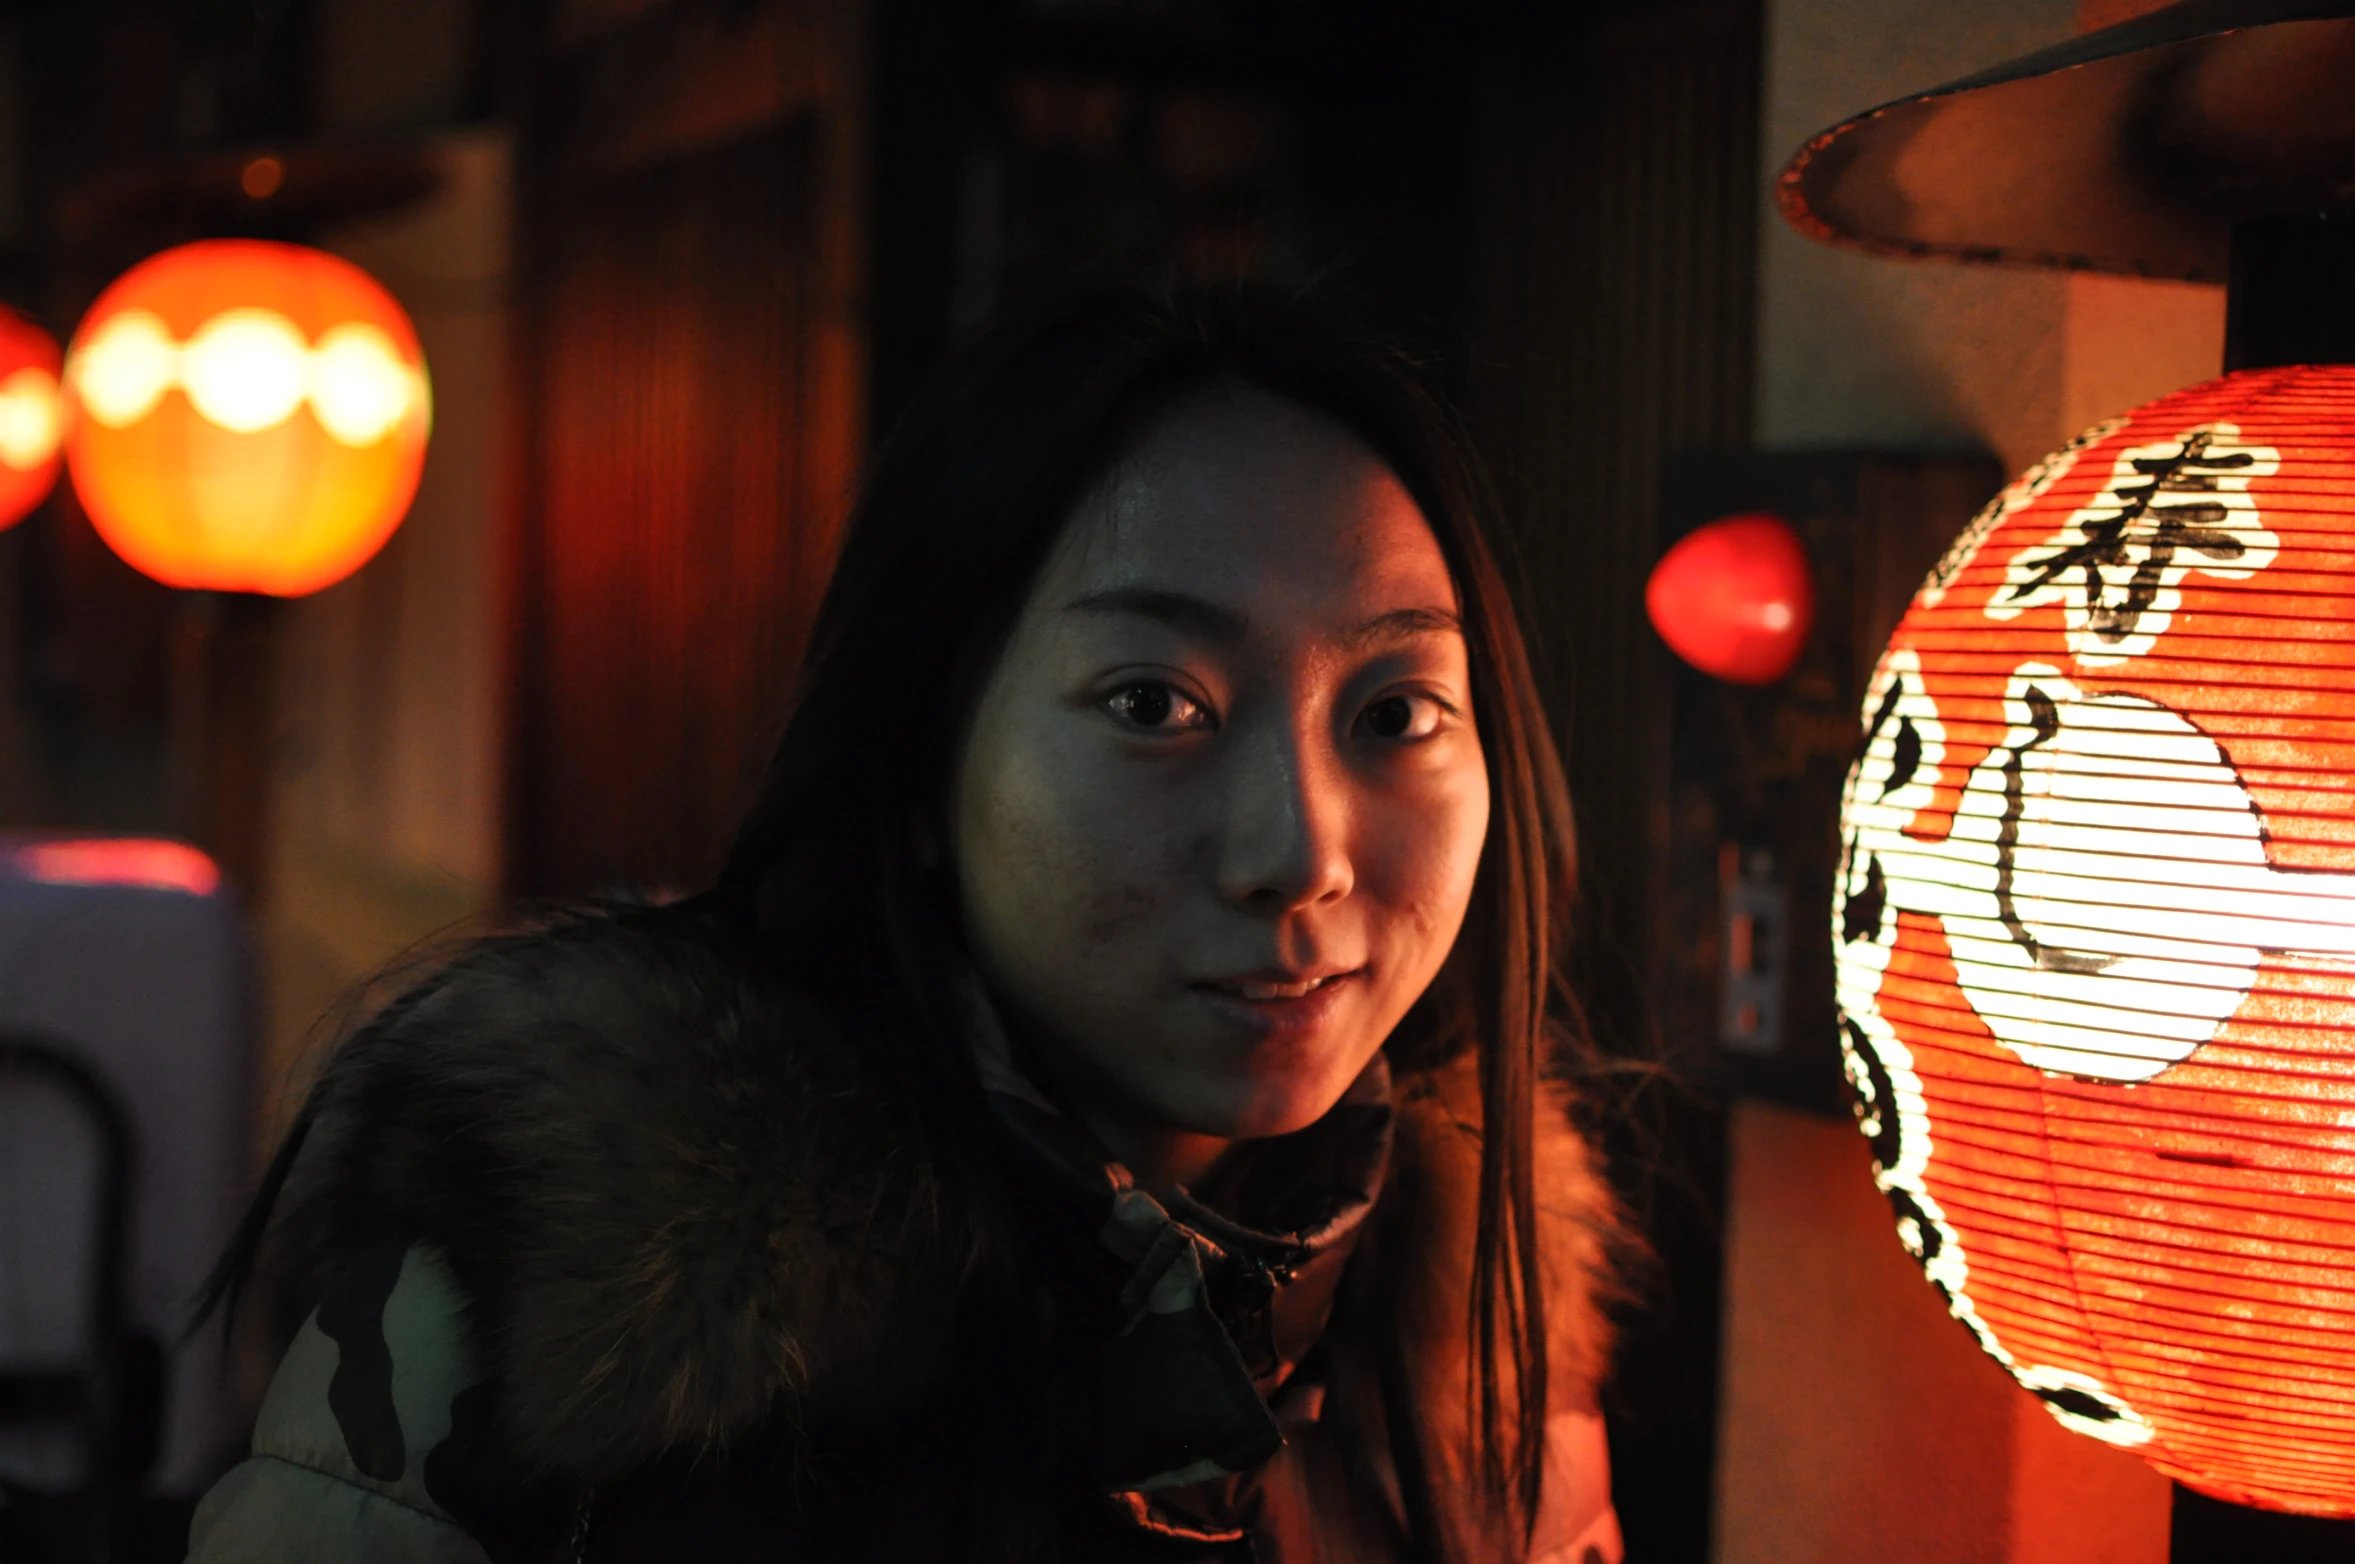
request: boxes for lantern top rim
[1776,0,2355,283]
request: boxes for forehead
[1055,384,1456,612]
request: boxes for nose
[1214,717,1354,913]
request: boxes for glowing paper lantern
[61,239,430,596]
[1832,366,2355,1516]
[0,305,64,530]
[1646,511,1815,684]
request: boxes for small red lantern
[0,305,63,531]
[61,239,430,597]
[1646,511,1815,684]
[1834,366,2355,1516]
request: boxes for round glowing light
[0,367,61,472]
[240,156,284,200]
[0,305,64,530]
[309,323,415,447]
[1645,511,1816,684]
[180,307,310,433]
[60,239,431,596]
[1832,367,2355,1517]
[70,309,176,429]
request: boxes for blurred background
[0,0,2258,1559]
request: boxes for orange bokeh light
[1834,367,2355,1516]
[0,304,64,532]
[61,239,430,597]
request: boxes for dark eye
[1360,693,1441,741]
[1105,681,1208,732]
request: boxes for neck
[1077,1108,1232,1195]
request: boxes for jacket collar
[959,979,1392,1493]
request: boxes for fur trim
[277,907,968,1483]
[1386,1055,1627,1414]
[274,907,1624,1489]
[1375,1051,1633,1555]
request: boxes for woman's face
[952,384,1490,1186]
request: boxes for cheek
[957,719,1189,981]
[1360,771,1489,974]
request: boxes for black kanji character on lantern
[2004,429,2257,646]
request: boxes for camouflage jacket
[186,908,1627,1563]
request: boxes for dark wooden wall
[508,126,829,896]
[504,1,863,898]
[1459,6,1763,1559]
[1465,0,1762,1038]
[864,0,1484,427]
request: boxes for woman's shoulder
[321,899,810,1069]
[274,903,966,1484]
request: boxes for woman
[188,286,1629,1563]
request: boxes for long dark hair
[712,283,1583,1542]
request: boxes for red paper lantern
[1833,366,2355,1516]
[61,239,430,597]
[0,305,63,531]
[1646,511,1815,684]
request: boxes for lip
[1189,967,1363,1035]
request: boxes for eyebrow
[1062,587,1462,649]
[1065,586,1249,642]
[1336,605,1464,651]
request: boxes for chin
[1180,1050,1372,1141]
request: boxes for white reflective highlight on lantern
[65,304,426,447]
[181,307,310,433]
[0,367,61,472]
[71,309,176,428]
[308,323,416,446]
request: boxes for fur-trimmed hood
[266,905,1626,1502]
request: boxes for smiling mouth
[1201,971,1357,1001]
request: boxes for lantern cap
[1776,0,2355,282]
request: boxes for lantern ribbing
[1833,365,2355,1518]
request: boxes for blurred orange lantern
[62,239,430,596]
[0,305,64,531]
[1834,367,2355,1516]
